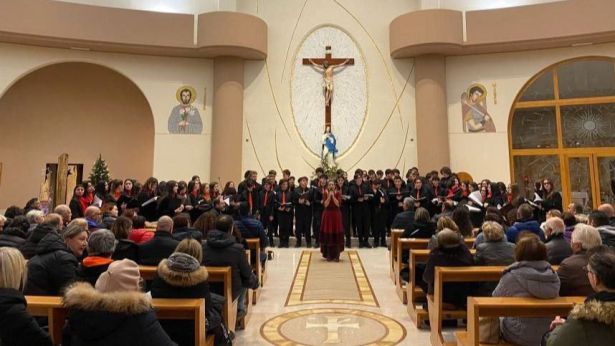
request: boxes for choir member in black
[350,174,372,248]
[259,181,276,245]
[292,177,313,247]
[369,180,388,247]
[176,181,195,215]
[312,176,328,248]
[388,176,408,223]
[275,179,293,248]
[222,181,240,218]
[158,180,185,217]
[410,177,432,212]
[262,169,277,187]
[137,177,159,221]
[336,176,352,248]
[311,167,325,187]
[288,176,296,192]
[537,178,563,221]
[238,179,260,218]
[237,170,253,196]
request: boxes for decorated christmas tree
[89,154,110,185]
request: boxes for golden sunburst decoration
[566,107,607,144]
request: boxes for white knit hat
[95,259,141,293]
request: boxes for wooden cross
[302,46,354,131]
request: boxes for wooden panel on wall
[54,153,68,207]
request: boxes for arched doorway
[0,62,155,208]
[509,57,615,212]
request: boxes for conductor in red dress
[320,181,345,261]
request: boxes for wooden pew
[428,265,559,346]
[246,238,264,304]
[395,237,477,303]
[395,238,429,303]
[456,296,585,346]
[389,229,404,283]
[139,265,239,333]
[26,296,214,346]
[405,249,476,328]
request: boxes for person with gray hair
[557,224,602,296]
[26,209,45,233]
[137,216,178,265]
[390,197,415,230]
[43,213,64,231]
[475,221,515,266]
[544,217,572,265]
[53,204,72,227]
[77,229,116,286]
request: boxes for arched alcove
[0,62,155,208]
[509,56,615,211]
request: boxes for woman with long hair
[158,180,184,217]
[541,178,563,218]
[320,180,345,261]
[137,177,159,222]
[0,247,52,345]
[210,182,221,200]
[69,184,86,219]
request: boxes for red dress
[320,191,345,260]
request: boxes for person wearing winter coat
[138,216,179,265]
[0,225,28,249]
[546,246,615,346]
[474,221,516,266]
[543,217,572,265]
[0,247,52,346]
[558,224,603,297]
[506,204,545,243]
[589,210,615,247]
[19,223,56,259]
[63,259,176,346]
[203,215,258,320]
[492,234,560,346]
[24,223,87,296]
[151,240,229,346]
[421,229,476,309]
[76,230,116,286]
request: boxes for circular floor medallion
[260,308,406,345]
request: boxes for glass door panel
[597,156,615,205]
[567,156,593,213]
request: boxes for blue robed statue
[321,126,338,166]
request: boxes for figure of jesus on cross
[303,46,354,130]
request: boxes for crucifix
[302,46,354,131]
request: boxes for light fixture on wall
[571,42,593,47]
[69,46,91,51]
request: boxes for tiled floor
[233,247,431,345]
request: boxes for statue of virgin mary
[321,126,338,166]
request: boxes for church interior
[1,0,615,345]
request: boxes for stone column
[414,55,450,170]
[211,57,244,184]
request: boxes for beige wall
[0,62,154,207]
[0,43,213,207]
[446,42,615,182]
[242,0,418,177]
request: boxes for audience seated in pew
[426,216,460,250]
[402,207,435,240]
[0,215,29,249]
[544,216,572,265]
[63,259,176,346]
[391,198,415,230]
[545,246,615,346]
[421,229,475,309]
[557,224,603,297]
[76,229,116,286]
[492,234,560,346]
[0,247,53,346]
[506,204,545,243]
[128,215,154,244]
[474,221,515,266]
[111,216,139,261]
[171,213,203,243]
[151,239,231,346]
[25,223,88,296]
[589,209,615,247]
[234,204,268,266]
[20,222,57,260]
[203,215,259,322]
[138,216,180,266]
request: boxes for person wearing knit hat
[62,258,176,345]
[152,239,231,345]
[95,258,142,293]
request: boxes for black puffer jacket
[202,230,257,300]
[0,288,52,346]
[63,282,176,346]
[151,259,216,346]
[172,227,203,243]
[0,227,27,249]
[19,224,56,259]
[138,232,179,266]
[24,231,78,296]
[113,239,139,262]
